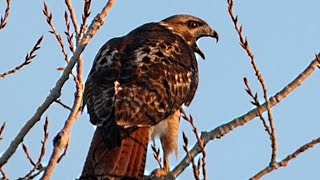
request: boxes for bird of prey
[82,14,218,179]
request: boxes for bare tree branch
[37,117,49,166]
[151,140,163,169]
[0,0,117,168]
[244,77,272,136]
[0,121,6,141]
[64,11,76,53]
[74,0,92,87]
[41,1,117,179]
[19,118,48,179]
[227,0,278,164]
[28,166,46,179]
[0,36,44,79]
[79,0,92,42]
[181,110,207,180]
[43,2,81,86]
[57,140,69,164]
[0,167,8,179]
[43,2,69,64]
[0,0,10,31]
[54,99,72,111]
[250,136,320,179]
[22,144,36,167]
[19,166,46,180]
[170,53,320,178]
[64,0,80,35]
[182,132,200,180]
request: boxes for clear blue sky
[1,1,319,179]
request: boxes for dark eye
[186,20,200,29]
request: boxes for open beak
[195,29,219,60]
[194,45,206,59]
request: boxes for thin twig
[64,0,86,88]
[151,140,163,169]
[182,132,200,180]
[57,140,69,163]
[75,0,91,89]
[79,0,91,41]
[64,1,85,115]
[0,0,117,169]
[64,0,80,35]
[54,99,72,111]
[0,121,6,141]
[43,2,69,63]
[181,109,207,180]
[41,1,117,179]
[22,144,36,167]
[0,167,8,179]
[250,136,320,179]
[20,118,48,179]
[170,54,320,178]
[64,11,76,53]
[18,168,36,180]
[43,2,78,83]
[200,150,207,180]
[36,116,49,165]
[0,36,44,79]
[196,158,201,179]
[28,166,46,179]
[0,0,10,30]
[244,77,272,135]
[227,0,278,164]
[19,166,46,180]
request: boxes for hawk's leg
[151,110,180,178]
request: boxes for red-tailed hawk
[83,14,218,179]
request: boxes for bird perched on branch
[82,14,218,179]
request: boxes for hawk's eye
[186,21,200,29]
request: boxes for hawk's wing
[114,23,198,128]
[84,23,198,140]
[83,37,122,127]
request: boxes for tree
[0,0,319,179]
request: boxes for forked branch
[0,36,44,79]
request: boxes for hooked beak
[194,28,219,60]
[211,29,219,43]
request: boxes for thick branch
[171,54,320,178]
[41,95,82,179]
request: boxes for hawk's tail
[81,127,151,179]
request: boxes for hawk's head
[160,14,218,59]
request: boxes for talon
[152,168,168,177]
[150,168,175,180]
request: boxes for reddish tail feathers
[81,127,150,179]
